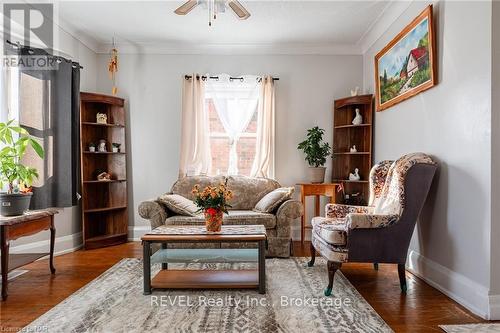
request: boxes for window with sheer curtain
[205,75,260,176]
[179,73,275,179]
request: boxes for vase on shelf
[204,208,223,232]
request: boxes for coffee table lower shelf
[151,269,259,289]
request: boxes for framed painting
[374,5,436,111]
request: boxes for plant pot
[204,209,223,232]
[0,192,33,216]
[308,167,326,184]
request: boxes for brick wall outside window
[207,99,257,176]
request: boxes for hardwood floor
[1,241,486,332]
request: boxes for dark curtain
[13,45,80,208]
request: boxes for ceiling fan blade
[174,0,198,15]
[228,0,250,20]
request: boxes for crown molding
[94,41,362,55]
[357,0,414,54]
[56,16,101,54]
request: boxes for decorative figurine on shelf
[98,139,107,152]
[88,142,96,152]
[112,143,121,153]
[97,171,112,181]
[350,145,357,153]
[96,113,107,124]
[352,108,363,125]
[350,86,359,97]
[349,168,360,181]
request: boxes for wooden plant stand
[0,209,58,300]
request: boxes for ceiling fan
[174,0,251,26]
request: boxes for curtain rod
[184,75,279,82]
[5,40,84,69]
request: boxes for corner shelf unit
[80,92,128,250]
[332,94,374,205]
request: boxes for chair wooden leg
[324,261,342,296]
[307,242,316,267]
[398,263,407,293]
[373,263,379,271]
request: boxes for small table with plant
[0,120,51,301]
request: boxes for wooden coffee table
[141,225,267,295]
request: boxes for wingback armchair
[308,153,437,296]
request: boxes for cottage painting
[375,5,436,111]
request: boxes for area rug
[440,324,500,332]
[25,257,392,332]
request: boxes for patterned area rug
[25,258,392,332]
[440,324,500,332]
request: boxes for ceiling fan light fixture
[174,0,250,26]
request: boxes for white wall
[363,0,494,318]
[95,54,363,235]
[9,22,97,252]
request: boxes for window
[205,76,260,176]
[1,46,80,208]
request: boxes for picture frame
[374,5,437,112]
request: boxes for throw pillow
[157,194,199,216]
[254,187,294,213]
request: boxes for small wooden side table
[296,183,340,243]
[0,208,58,300]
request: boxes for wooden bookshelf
[80,92,128,250]
[332,94,373,205]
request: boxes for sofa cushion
[226,176,280,210]
[254,187,294,213]
[165,210,276,229]
[157,194,199,216]
[311,216,347,246]
[171,175,226,201]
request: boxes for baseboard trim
[128,225,151,241]
[489,295,500,320]
[407,250,491,319]
[10,232,83,257]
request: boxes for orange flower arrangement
[192,181,233,232]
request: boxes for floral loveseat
[138,175,303,257]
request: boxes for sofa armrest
[325,204,373,219]
[347,213,399,229]
[275,200,303,238]
[138,199,168,229]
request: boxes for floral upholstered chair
[308,153,437,296]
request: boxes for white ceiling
[56,0,395,54]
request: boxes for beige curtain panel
[178,74,211,178]
[251,75,275,178]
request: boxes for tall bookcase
[80,92,128,249]
[332,94,373,205]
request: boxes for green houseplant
[297,126,333,183]
[0,120,44,216]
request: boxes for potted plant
[297,126,333,183]
[0,120,44,216]
[111,143,121,153]
[191,182,233,232]
[88,142,96,152]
